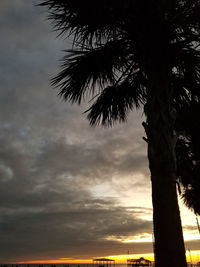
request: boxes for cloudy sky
[0,0,200,264]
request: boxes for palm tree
[39,1,200,266]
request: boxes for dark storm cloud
[0,0,152,262]
[0,204,153,261]
[0,132,152,261]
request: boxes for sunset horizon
[5,250,200,265]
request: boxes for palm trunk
[144,66,187,267]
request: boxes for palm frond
[182,186,200,216]
[176,101,200,215]
[86,71,146,127]
[172,46,200,109]
[39,0,130,44]
[170,0,200,31]
[176,135,200,215]
[176,47,200,80]
[52,40,131,104]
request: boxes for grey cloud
[0,0,152,262]
[183,225,199,232]
[0,205,153,261]
[34,128,148,184]
[0,129,152,262]
[185,239,200,251]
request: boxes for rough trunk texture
[144,66,187,267]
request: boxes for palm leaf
[86,71,146,126]
[53,40,133,104]
[176,102,200,215]
[182,186,200,215]
[39,0,131,43]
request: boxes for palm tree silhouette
[39,1,200,266]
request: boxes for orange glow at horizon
[12,250,200,265]
[15,259,93,265]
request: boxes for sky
[0,0,200,264]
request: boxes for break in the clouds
[2,0,191,263]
